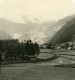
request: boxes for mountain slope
[50,15,75,44]
[0,29,12,40]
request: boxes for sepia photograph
[0,0,75,80]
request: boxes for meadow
[1,49,75,80]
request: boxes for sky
[0,0,75,23]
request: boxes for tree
[0,41,2,70]
[0,41,2,66]
[47,43,55,49]
[65,42,69,49]
[0,52,2,66]
[34,43,40,58]
[24,40,39,60]
[0,39,40,62]
[25,40,35,55]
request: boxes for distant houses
[39,40,75,50]
[39,43,48,49]
[59,41,75,50]
[54,44,61,49]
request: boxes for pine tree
[0,52,1,75]
[34,43,40,58]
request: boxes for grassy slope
[1,50,75,80]
[1,64,75,80]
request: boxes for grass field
[1,49,75,80]
[1,63,75,80]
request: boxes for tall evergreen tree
[34,43,40,58]
[0,41,2,74]
[0,41,2,61]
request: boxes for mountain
[0,29,12,40]
[0,18,55,43]
[19,33,31,42]
[1,15,75,44]
[50,15,75,44]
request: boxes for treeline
[0,39,40,63]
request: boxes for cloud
[14,33,22,39]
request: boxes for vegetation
[0,41,2,66]
[47,43,55,49]
[1,60,75,80]
[0,39,40,63]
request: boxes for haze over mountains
[0,18,55,43]
[0,15,75,44]
[0,29,12,40]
